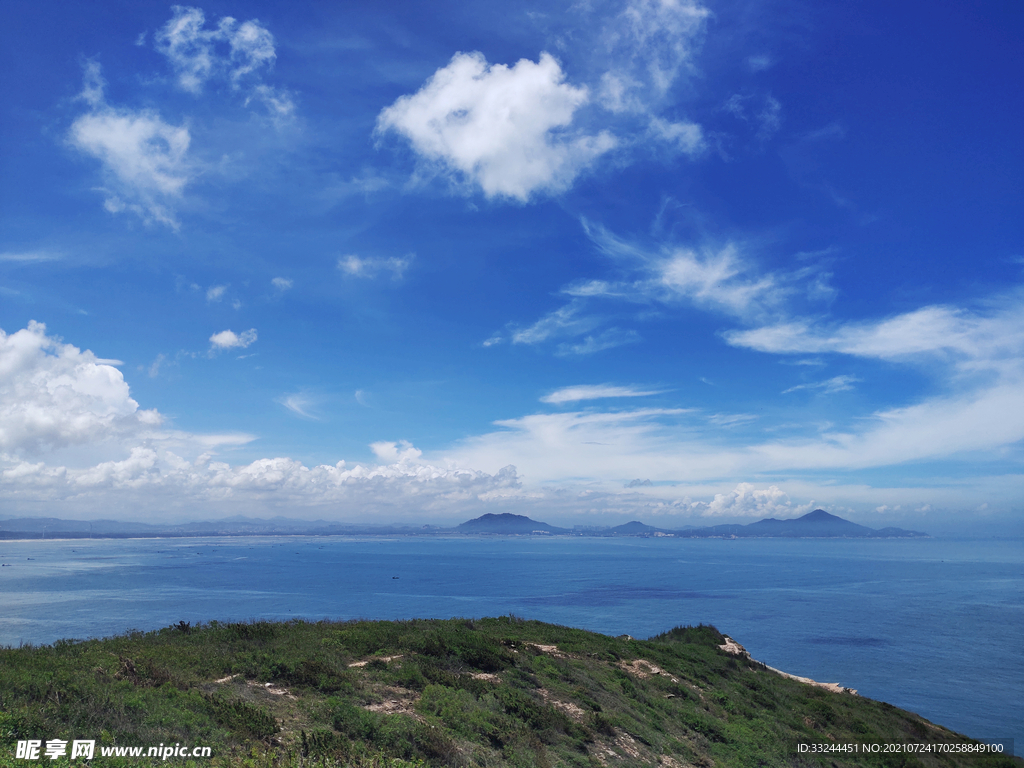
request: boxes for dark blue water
[1,536,1020,744]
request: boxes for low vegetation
[0,618,1017,767]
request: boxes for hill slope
[0,618,1015,768]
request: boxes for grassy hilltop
[0,618,1017,768]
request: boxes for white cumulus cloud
[370,440,424,463]
[377,52,616,201]
[0,324,549,520]
[209,328,257,350]
[691,483,800,517]
[0,446,525,521]
[2,319,1020,523]
[0,321,162,455]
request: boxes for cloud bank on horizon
[0,0,1021,528]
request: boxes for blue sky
[1,0,1021,531]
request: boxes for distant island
[456,513,567,535]
[0,509,927,539]
[453,510,927,538]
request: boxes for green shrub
[203,694,277,740]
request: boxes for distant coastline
[0,509,928,540]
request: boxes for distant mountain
[455,513,568,535]
[0,509,927,540]
[679,509,927,538]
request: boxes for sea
[1,535,1020,747]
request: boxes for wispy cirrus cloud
[541,384,666,404]
[579,221,791,320]
[589,0,715,160]
[462,290,1024,490]
[66,9,295,228]
[598,0,710,109]
[726,300,1024,368]
[277,392,319,420]
[0,251,62,263]
[502,302,639,356]
[782,375,859,394]
[706,413,758,427]
[556,328,640,356]
[595,0,710,156]
[511,301,601,345]
[153,5,294,118]
[444,387,1024,497]
[724,93,783,142]
[724,295,1024,480]
[68,62,193,229]
[338,254,412,280]
[647,117,704,155]
[497,217,831,356]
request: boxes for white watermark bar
[15,740,212,760]
[795,739,1014,758]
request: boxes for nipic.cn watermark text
[15,740,212,760]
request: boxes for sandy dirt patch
[529,643,566,658]
[619,659,680,683]
[719,635,856,695]
[765,666,856,695]
[718,636,750,658]
[536,688,587,721]
[659,756,694,767]
[615,730,643,760]
[248,680,295,698]
[348,654,403,668]
[361,686,422,720]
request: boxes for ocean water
[0,535,1020,745]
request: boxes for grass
[0,617,1018,768]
